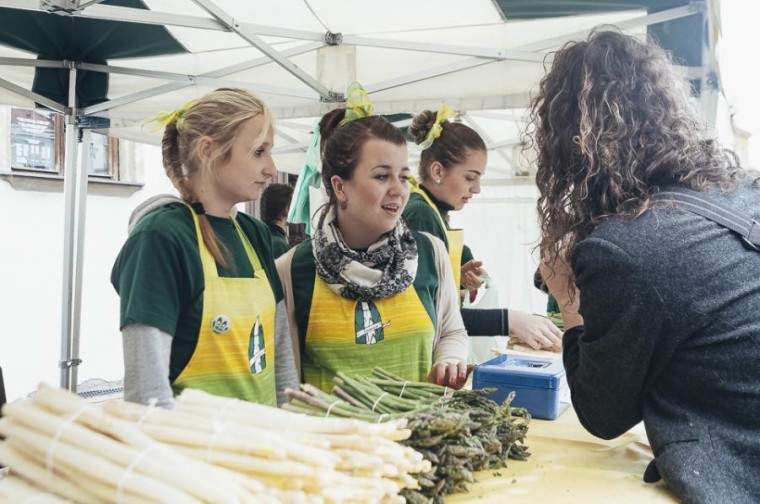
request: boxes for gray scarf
[312,207,418,301]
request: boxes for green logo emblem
[248,317,266,373]
[354,301,390,345]
[211,315,231,334]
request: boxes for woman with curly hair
[276,87,468,392]
[531,29,760,501]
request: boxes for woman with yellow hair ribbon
[403,105,563,353]
[112,89,298,408]
[276,83,470,391]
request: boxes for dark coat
[563,179,760,503]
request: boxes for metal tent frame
[0,0,718,391]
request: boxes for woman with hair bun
[276,84,469,391]
[403,106,563,351]
[112,88,298,408]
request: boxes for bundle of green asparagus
[544,312,564,330]
[284,368,531,503]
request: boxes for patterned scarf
[312,207,418,301]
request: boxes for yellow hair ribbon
[142,98,200,133]
[339,82,374,126]
[407,174,421,189]
[417,102,458,151]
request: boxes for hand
[461,260,485,290]
[427,361,474,389]
[508,310,563,352]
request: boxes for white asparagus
[0,473,72,503]
[103,400,340,467]
[2,384,428,504]
[1,402,249,504]
[177,388,408,438]
[0,421,200,504]
[139,420,338,468]
[46,391,266,503]
[0,442,102,504]
[175,446,321,479]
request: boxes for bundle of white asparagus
[0,384,429,503]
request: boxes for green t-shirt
[111,203,283,382]
[287,231,440,357]
[266,222,290,258]
[403,192,449,249]
[404,192,474,267]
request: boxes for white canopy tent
[0,0,722,391]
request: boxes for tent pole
[700,0,719,128]
[59,64,83,392]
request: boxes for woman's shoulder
[291,239,315,265]
[412,230,443,267]
[411,229,437,249]
[277,240,316,297]
[235,211,270,235]
[130,202,194,239]
[404,192,435,215]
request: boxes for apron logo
[211,315,231,334]
[249,317,267,373]
[354,301,390,345]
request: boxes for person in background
[276,84,469,392]
[403,106,562,351]
[260,182,294,257]
[533,266,559,314]
[532,30,760,502]
[112,88,298,408]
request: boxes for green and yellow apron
[303,275,435,392]
[410,185,464,288]
[172,209,277,405]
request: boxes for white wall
[0,140,546,402]
[0,143,175,402]
[449,181,548,315]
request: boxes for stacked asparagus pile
[284,368,531,503]
[0,383,429,503]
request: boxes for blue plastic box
[472,354,570,420]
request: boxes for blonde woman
[112,88,297,408]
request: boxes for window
[79,132,119,178]
[10,108,61,172]
[9,107,119,179]
[2,105,141,194]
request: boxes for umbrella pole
[59,64,84,392]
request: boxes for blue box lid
[474,354,566,390]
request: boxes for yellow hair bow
[417,102,458,151]
[339,82,374,126]
[143,98,200,133]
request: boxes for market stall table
[451,343,676,503]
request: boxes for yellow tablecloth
[449,407,675,503]
[448,378,676,503]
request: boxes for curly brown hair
[525,29,742,269]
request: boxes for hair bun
[409,110,437,145]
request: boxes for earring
[435,178,442,185]
[340,199,348,210]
